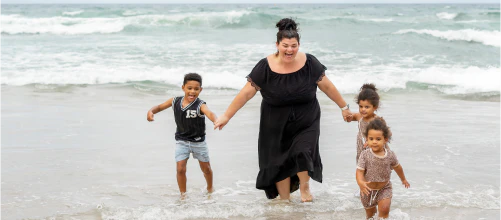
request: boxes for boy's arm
[200,104,218,123]
[393,164,410,188]
[147,97,174,122]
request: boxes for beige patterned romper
[357,148,400,208]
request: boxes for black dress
[246,53,327,199]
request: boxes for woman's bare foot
[300,181,313,202]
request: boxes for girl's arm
[346,112,362,122]
[214,82,257,130]
[200,104,218,124]
[147,97,174,122]
[356,169,372,196]
[393,164,410,188]
[317,75,352,121]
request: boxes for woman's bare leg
[297,171,313,202]
[276,177,291,200]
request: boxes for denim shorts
[175,140,210,162]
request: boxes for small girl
[356,118,410,219]
[347,83,390,164]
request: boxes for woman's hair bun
[276,18,298,31]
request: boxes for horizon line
[1,2,500,4]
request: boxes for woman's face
[276,38,299,63]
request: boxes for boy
[147,73,217,198]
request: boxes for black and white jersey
[172,96,206,142]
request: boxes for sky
[1,0,499,4]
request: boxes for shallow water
[2,85,499,219]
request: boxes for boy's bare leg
[377,198,391,218]
[365,207,377,219]
[275,177,291,200]
[176,159,188,197]
[297,171,313,202]
[198,161,214,193]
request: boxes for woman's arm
[317,75,352,121]
[214,82,257,130]
[393,164,410,188]
[147,97,174,121]
[200,104,218,123]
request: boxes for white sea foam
[94,183,498,220]
[436,12,458,20]
[326,65,500,95]
[456,19,493,23]
[1,15,127,35]
[122,10,141,16]
[62,10,84,16]
[394,29,501,47]
[3,59,499,96]
[1,10,253,35]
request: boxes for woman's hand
[342,109,352,122]
[214,114,230,130]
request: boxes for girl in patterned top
[347,83,390,164]
[356,118,410,219]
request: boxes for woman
[214,18,352,201]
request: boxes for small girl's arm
[356,169,372,196]
[200,104,218,124]
[393,164,410,188]
[147,97,174,122]
[346,112,362,122]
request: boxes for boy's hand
[147,111,154,122]
[402,179,410,188]
[214,114,229,130]
[358,181,372,196]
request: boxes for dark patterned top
[172,96,206,142]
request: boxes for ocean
[1,4,500,219]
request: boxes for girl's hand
[147,111,154,122]
[402,179,410,188]
[214,114,230,130]
[358,181,372,196]
[346,114,354,122]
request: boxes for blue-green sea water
[2,4,500,98]
[1,4,500,220]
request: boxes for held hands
[147,111,155,122]
[342,109,353,122]
[401,179,410,188]
[213,114,230,130]
[358,181,373,196]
